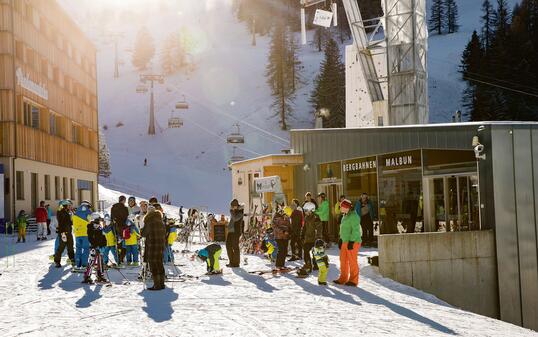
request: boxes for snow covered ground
[1,237,536,336]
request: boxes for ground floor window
[16,171,24,200]
[63,177,68,200]
[55,176,60,200]
[44,175,50,200]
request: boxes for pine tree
[481,0,495,51]
[460,31,483,119]
[445,0,459,33]
[266,23,294,130]
[310,38,346,128]
[160,34,176,75]
[494,0,511,36]
[132,26,155,71]
[286,31,302,93]
[98,130,112,178]
[312,27,332,52]
[429,0,445,34]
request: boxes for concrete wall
[378,231,499,319]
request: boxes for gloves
[61,233,67,242]
[338,239,342,250]
[347,241,355,250]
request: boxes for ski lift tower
[382,0,428,125]
[138,74,164,135]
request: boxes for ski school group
[24,189,363,291]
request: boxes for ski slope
[1,236,536,336]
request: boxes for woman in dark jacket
[273,208,291,269]
[142,207,167,290]
[289,199,303,261]
[226,199,244,268]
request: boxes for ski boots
[131,262,140,267]
[82,276,94,284]
[55,263,62,268]
[206,269,223,275]
[296,267,309,278]
[318,281,328,286]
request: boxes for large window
[342,156,378,210]
[70,178,76,201]
[63,177,68,200]
[72,124,81,144]
[378,150,423,234]
[44,174,51,200]
[55,176,60,200]
[16,171,25,200]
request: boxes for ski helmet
[230,199,239,207]
[283,206,293,217]
[303,202,316,213]
[59,199,70,207]
[90,212,102,222]
[315,239,325,248]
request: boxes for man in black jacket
[54,201,75,267]
[226,199,244,268]
[110,195,129,264]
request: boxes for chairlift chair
[227,123,244,144]
[175,96,189,110]
[168,116,183,128]
[136,85,148,93]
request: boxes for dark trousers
[290,233,302,259]
[361,214,374,245]
[149,261,165,288]
[46,219,51,236]
[275,239,289,268]
[226,232,240,267]
[54,233,74,264]
[321,221,329,243]
[303,242,315,269]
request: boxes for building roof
[230,154,303,168]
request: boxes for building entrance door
[31,173,38,215]
[318,183,342,242]
[424,174,479,232]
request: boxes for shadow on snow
[138,288,179,323]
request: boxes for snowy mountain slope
[427,0,520,122]
[60,0,323,213]
[1,237,537,336]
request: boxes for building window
[49,113,58,136]
[44,175,51,200]
[70,178,75,201]
[63,177,68,200]
[23,101,40,129]
[32,10,40,29]
[55,176,60,200]
[72,124,81,144]
[16,171,24,200]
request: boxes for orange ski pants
[338,242,361,285]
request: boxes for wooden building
[0,0,98,222]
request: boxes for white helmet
[303,202,316,213]
[90,212,102,222]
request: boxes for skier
[141,204,167,290]
[334,199,361,287]
[261,228,278,264]
[226,199,244,268]
[194,243,223,275]
[128,196,141,216]
[316,192,330,244]
[273,206,291,269]
[82,212,108,284]
[111,195,129,265]
[102,214,118,266]
[35,201,48,240]
[124,218,141,266]
[312,239,329,285]
[289,199,303,261]
[16,210,28,243]
[144,158,147,166]
[302,192,318,210]
[165,219,178,263]
[299,202,322,274]
[54,200,75,268]
[73,201,93,271]
[178,206,184,223]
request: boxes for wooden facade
[0,0,98,173]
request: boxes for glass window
[63,177,68,200]
[319,161,342,183]
[49,114,57,136]
[423,149,475,176]
[55,176,60,200]
[31,105,39,129]
[16,171,25,200]
[342,156,378,211]
[378,150,422,234]
[70,178,76,201]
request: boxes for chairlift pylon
[228,146,245,169]
[227,123,244,144]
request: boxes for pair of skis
[248,266,299,276]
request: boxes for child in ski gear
[124,219,141,266]
[73,201,92,269]
[312,239,329,285]
[165,219,178,263]
[54,200,76,267]
[101,214,118,265]
[83,212,108,284]
[195,243,222,274]
[35,201,48,240]
[334,199,362,287]
[273,207,291,269]
[300,202,322,273]
[261,228,278,263]
[226,199,244,268]
[16,210,28,243]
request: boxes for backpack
[123,227,131,240]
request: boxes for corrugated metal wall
[491,124,538,330]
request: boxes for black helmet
[315,239,325,248]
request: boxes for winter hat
[148,196,158,204]
[230,199,240,207]
[340,199,352,210]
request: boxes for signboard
[380,150,422,172]
[342,157,377,173]
[313,9,333,28]
[16,68,49,100]
[254,176,281,194]
[0,164,4,222]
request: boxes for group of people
[15,201,54,243]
